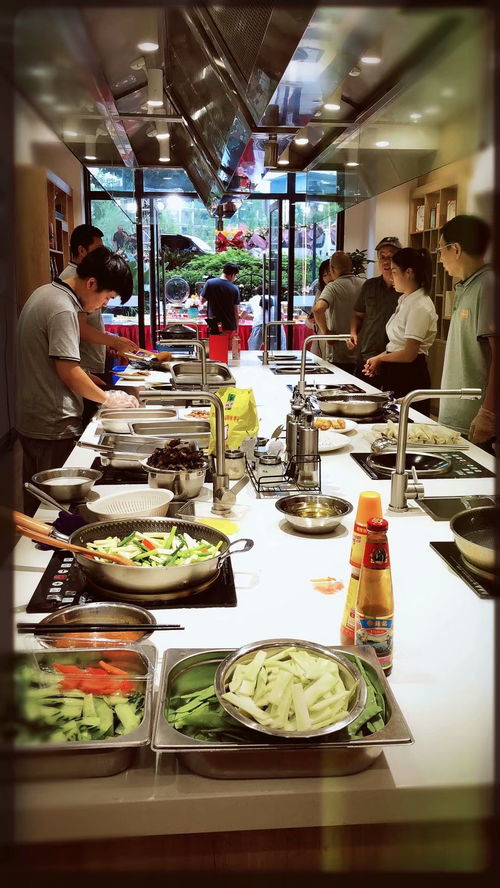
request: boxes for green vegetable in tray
[2,663,145,746]
[86,529,222,568]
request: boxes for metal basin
[78,434,167,468]
[450,506,499,571]
[139,458,208,500]
[99,408,177,434]
[367,451,451,477]
[170,361,235,389]
[69,517,253,596]
[315,392,390,417]
[37,602,156,648]
[32,467,102,503]
[275,494,353,534]
[130,420,210,448]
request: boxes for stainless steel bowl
[450,505,498,571]
[31,467,102,503]
[69,517,253,595]
[275,494,353,534]
[315,393,390,417]
[214,638,367,740]
[37,602,156,648]
[139,457,207,500]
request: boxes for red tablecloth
[105,321,308,351]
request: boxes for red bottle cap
[367,517,388,532]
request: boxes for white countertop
[13,351,496,843]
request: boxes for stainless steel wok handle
[218,538,254,565]
[77,441,115,453]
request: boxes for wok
[69,517,253,596]
[314,392,391,417]
[367,451,451,477]
[450,506,498,572]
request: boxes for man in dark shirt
[348,236,402,387]
[201,262,240,336]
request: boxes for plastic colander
[85,488,174,521]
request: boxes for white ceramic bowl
[85,488,174,521]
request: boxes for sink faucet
[136,389,229,513]
[298,334,352,396]
[262,321,298,365]
[163,339,207,390]
[388,388,482,511]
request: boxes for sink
[129,420,210,448]
[170,361,235,389]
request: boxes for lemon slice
[198,517,239,535]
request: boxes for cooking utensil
[31,467,102,503]
[18,623,183,634]
[366,451,451,477]
[24,482,75,517]
[450,506,498,572]
[275,494,353,534]
[314,392,391,417]
[77,436,164,469]
[270,424,284,439]
[139,458,208,500]
[14,522,135,566]
[214,638,367,740]
[98,407,178,433]
[85,488,174,521]
[68,517,253,595]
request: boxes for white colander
[85,488,174,521]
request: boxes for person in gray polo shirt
[16,247,138,512]
[437,215,496,449]
[312,252,363,368]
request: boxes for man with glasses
[348,236,402,385]
[437,215,496,450]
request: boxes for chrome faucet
[388,388,482,511]
[162,338,207,389]
[298,334,352,396]
[262,321,298,365]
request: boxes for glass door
[268,200,284,350]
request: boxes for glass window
[143,168,197,192]
[90,198,140,317]
[88,167,134,192]
[254,171,288,194]
[305,171,338,195]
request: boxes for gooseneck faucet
[388,388,482,511]
[262,321,299,365]
[161,338,207,390]
[298,334,352,396]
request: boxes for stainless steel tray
[170,361,235,389]
[152,645,413,779]
[10,644,156,780]
[129,420,210,448]
[98,408,178,433]
[93,433,167,468]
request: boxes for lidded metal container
[255,454,283,479]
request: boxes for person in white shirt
[245,293,285,350]
[363,247,437,416]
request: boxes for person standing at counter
[305,259,333,357]
[16,247,138,512]
[201,261,240,338]
[348,236,402,387]
[60,224,139,424]
[437,215,496,450]
[312,252,363,366]
[363,247,437,416]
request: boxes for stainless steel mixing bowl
[31,467,103,503]
[275,494,353,534]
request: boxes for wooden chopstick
[17,622,184,633]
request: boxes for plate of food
[365,421,469,450]
[313,417,357,434]
[180,407,212,420]
[318,430,351,452]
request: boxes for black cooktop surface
[350,451,495,480]
[430,541,497,599]
[27,551,237,613]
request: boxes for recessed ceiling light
[84,154,97,160]
[63,130,78,138]
[156,132,170,141]
[324,103,340,111]
[349,65,361,77]
[159,156,170,163]
[410,113,422,120]
[294,136,309,145]
[375,140,389,147]
[360,54,381,64]
[138,41,159,52]
[346,161,359,167]
[277,158,289,165]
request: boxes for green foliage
[161,248,194,271]
[349,249,373,276]
[179,249,262,298]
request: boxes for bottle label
[349,525,367,569]
[363,541,390,570]
[340,571,359,642]
[355,614,393,671]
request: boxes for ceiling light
[278,144,290,166]
[138,41,159,52]
[346,161,359,167]
[349,65,362,77]
[192,107,207,121]
[146,68,164,107]
[360,53,382,64]
[263,135,279,168]
[156,120,170,141]
[63,130,78,138]
[346,146,359,167]
[410,113,422,120]
[375,140,389,147]
[360,39,382,65]
[294,136,309,145]
[159,134,171,162]
[324,102,340,111]
[84,135,97,160]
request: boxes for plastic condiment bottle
[340,490,382,645]
[355,517,394,676]
[231,335,241,361]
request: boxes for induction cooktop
[350,451,495,480]
[430,541,497,599]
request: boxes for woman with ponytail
[363,247,437,415]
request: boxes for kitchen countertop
[12,351,495,844]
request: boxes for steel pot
[367,451,451,477]
[68,517,253,595]
[314,392,391,417]
[450,506,498,572]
